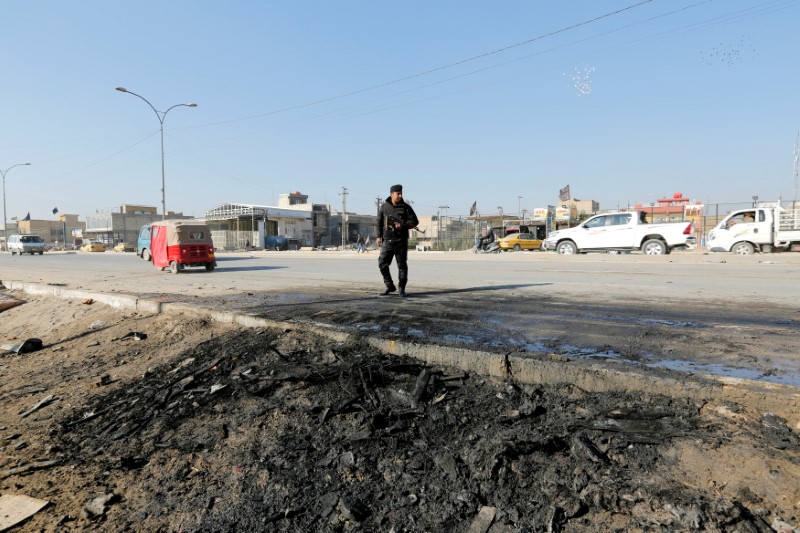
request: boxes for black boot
[399,286,407,297]
[380,283,397,296]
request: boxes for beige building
[12,214,86,249]
[84,204,187,246]
[567,199,600,219]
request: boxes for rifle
[386,214,426,234]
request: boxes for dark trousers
[378,239,408,289]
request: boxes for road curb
[370,338,800,428]
[6,280,799,427]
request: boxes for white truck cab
[707,205,800,254]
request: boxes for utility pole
[793,132,799,208]
[375,196,382,241]
[340,187,348,249]
[437,207,442,251]
[517,196,522,218]
[438,205,449,250]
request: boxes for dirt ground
[1,290,799,532]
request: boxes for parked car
[137,224,151,260]
[7,234,45,255]
[543,212,694,255]
[113,243,135,252]
[498,232,543,251]
[81,241,106,252]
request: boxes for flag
[52,207,59,215]
[469,201,477,217]
[558,185,571,202]
[22,212,30,222]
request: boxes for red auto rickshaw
[150,220,216,274]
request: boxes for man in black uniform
[377,184,419,297]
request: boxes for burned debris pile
[50,327,789,532]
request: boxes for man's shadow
[393,283,552,298]
[258,283,551,308]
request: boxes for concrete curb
[6,281,162,314]
[6,280,799,427]
[369,338,800,427]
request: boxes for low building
[568,199,600,220]
[204,192,331,250]
[328,211,378,248]
[84,205,187,246]
[13,214,86,249]
[635,193,701,224]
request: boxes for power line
[179,0,660,130]
[21,0,797,193]
[173,0,720,134]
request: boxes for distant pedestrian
[377,184,419,297]
[477,225,496,251]
[356,235,365,253]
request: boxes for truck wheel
[169,260,179,274]
[642,239,667,255]
[732,241,754,255]
[514,244,521,251]
[142,249,151,261]
[557,240,577,255]
[205,263,215,272]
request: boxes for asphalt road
[4,249,800,390]
[1,248,799,306]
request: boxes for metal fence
[409,217,493,251]
[407,200,799,251]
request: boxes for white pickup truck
[706,205,800,254]
[543,212,695,255]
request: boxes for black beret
[390,184,403,193]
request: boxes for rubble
[0,493,49,530]
[19,394,57,418]
[48,329,798,531]
[82,493,117,519]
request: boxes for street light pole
[1,163,31,249]
[116,87,197,219]
[438,205,449,251]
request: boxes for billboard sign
[531,208,548,221]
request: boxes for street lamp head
[22,163,31,166]
[115,86,128,93]
[187,103,198,108]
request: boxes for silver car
[7,234,46,255]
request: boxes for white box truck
[706,204,800,254]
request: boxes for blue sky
[2,0,799,220]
